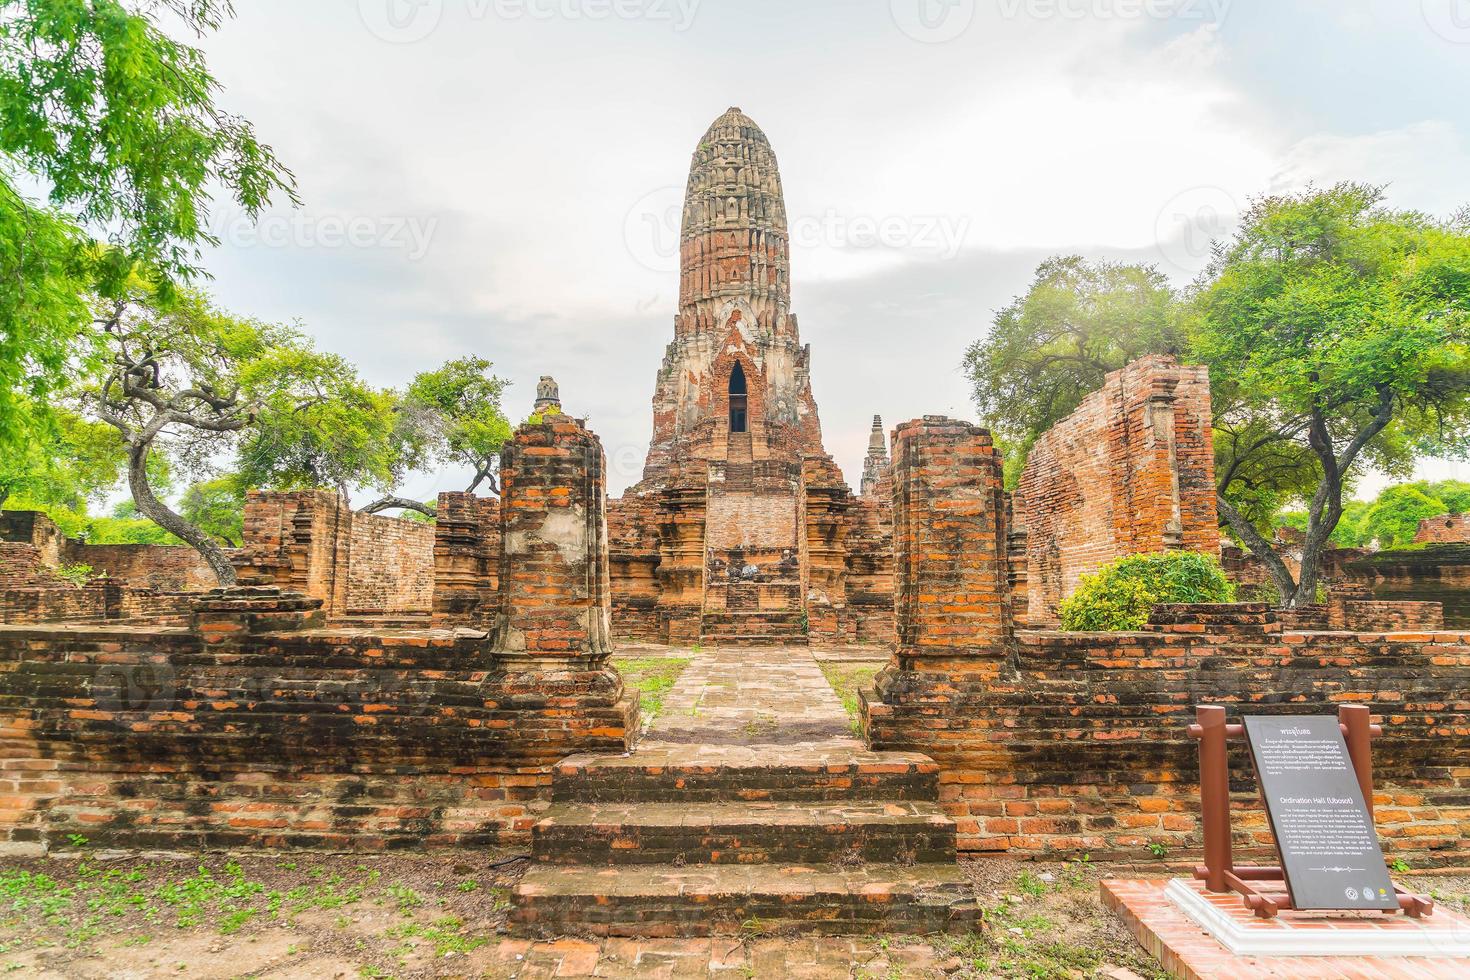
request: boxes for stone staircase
[700,580,808,646]
[511,744,979,937]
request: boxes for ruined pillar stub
[493,415,612,662]
[891,416,1011,663]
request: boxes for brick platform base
[1101,879,1470,979]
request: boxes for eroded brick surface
[1013,355,1218,624]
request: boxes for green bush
[1060,551,1236,631]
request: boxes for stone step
[701,634,809,647]
[532,800,955,865]
[552,744,939,804]
[510,863,980,938]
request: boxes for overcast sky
[189,0,1470,498]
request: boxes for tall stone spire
[677,107,790,335]
[861,416,890,497]
[638,108,826,484]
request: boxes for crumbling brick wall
[1416,513,1470,544]
[346,511,434,616]
[1,513,207,625]
[863,416,1469,867]
[844,496,895,643]
[2,510,215,593]
[1014,355,1218,624]
[608,494,662,641]
[0,417,636,853]
[432,492,500,628]
[236,492,433,620]
[59,543,215,593]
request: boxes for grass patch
[612,656,691,725]
[818,661,880,734]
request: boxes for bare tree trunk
[1216,493,1300,604]
[127,443,237,586]
[358,496,436,518]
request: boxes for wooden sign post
[1187,704,1434,920]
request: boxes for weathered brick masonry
[1014,355,1218,624]
[1417,513,1470,544]
[606,108,895,646]
[1,511,213,625]
[0,418,634,852]
[431,491,500,628]
[863,417,1470,867]
[234,491,435,620]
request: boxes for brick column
[860,417,1015,850]
[493,415,613,664]
[486,414,636,766]
[890,416,1010,667]
[432,492,500,629]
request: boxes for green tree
[1361,485,1448,548]
[0,0,296,455]
[962,256,1183,480]
[89,285,349,584]
[179,475,246,547]
[1196,184,1470,606]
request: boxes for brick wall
[862,416,1469,867]
[1416,513,1470,544]
[607,494,662,641]
[0,601,633,851]
[2,509,216,594]
[0,418,636,853]
[432,492,500,628]
[59,542,215,592]
[345,511,434,616]
[1347,545,1470,629]
[236,492,434,620]
[844,496,895,643]
[1014,355,1218,624]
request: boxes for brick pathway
[644,644,854,745]
[511,644,980,940]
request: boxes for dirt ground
[0,848,1465,978]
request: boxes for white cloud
[186,3,1467,495]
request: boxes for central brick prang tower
[640,107,827,482]
[607,108,894,647]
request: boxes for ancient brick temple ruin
[0,108,1465,941]
[607,108,894,647]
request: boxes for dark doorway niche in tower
[729,363,748,433]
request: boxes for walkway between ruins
[511,644,980,938]
[642,645,854,745]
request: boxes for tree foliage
[89,285,352,583]
[0,0,295,456]
[962,255,1183,479]
[1059,551,1235,631]
[1197,184,1470,605]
